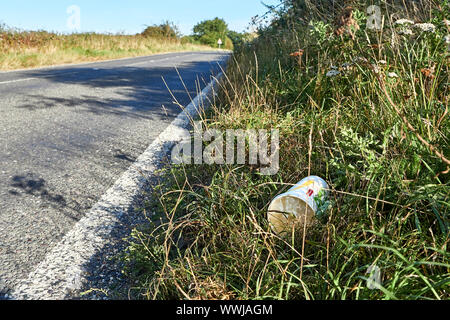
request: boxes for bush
[180,35,196,45]
[142,21,179,39]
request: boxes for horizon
[0,0,280,36]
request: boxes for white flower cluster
[341,62,353,71]
[395,19,414,25]
[394,19,436,35]
[414,23,436,33]
[388,72,399,78]
[372,64,380,74]
[398,28,413,36]
[326,70,341,77]
[325,61,358,77]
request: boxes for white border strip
[12,73,222,300]
[0,78,37,85]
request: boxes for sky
[0,0,280,35]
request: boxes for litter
[268,176,328,235]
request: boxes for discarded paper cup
[268,176,328,235]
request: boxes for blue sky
[0,0,280,35]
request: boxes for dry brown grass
[0,31,214,70]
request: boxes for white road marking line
[0,71,87,85]
[0,78,37,85]
[126,60,156,66]
[126,53,197,67]
[126,57,172,66]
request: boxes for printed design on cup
[291,180,314,192]
[290,179,325,198]
[267,176,329,236]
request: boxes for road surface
[0,51,228,296]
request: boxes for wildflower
[445,35,450,43]
[290,50,305,67]
[395,19,414,26]
[372,64,380,74]
[341,62,353,70]
[326,70,341,77]
[414,23,436,33]
[378,60,387,65]
[422,118,432,126]
[421,67,435,79]
[388,72,399,78]
[290,49,304,57]
[398,28,413,35]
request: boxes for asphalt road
[0,51,228,296]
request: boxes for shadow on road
[114,149,136,163]
[9,174,66,205]
[15,56,227,120]
[8,173,84,221]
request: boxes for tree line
[141,18,255,50]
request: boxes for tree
[142,21,180,39]
[227,30,247,47]
[193,18,229,47]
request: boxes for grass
[0,27,214,70]
[121,0,449,300]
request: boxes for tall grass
[122,0,449,300]
[0,28,213,70]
